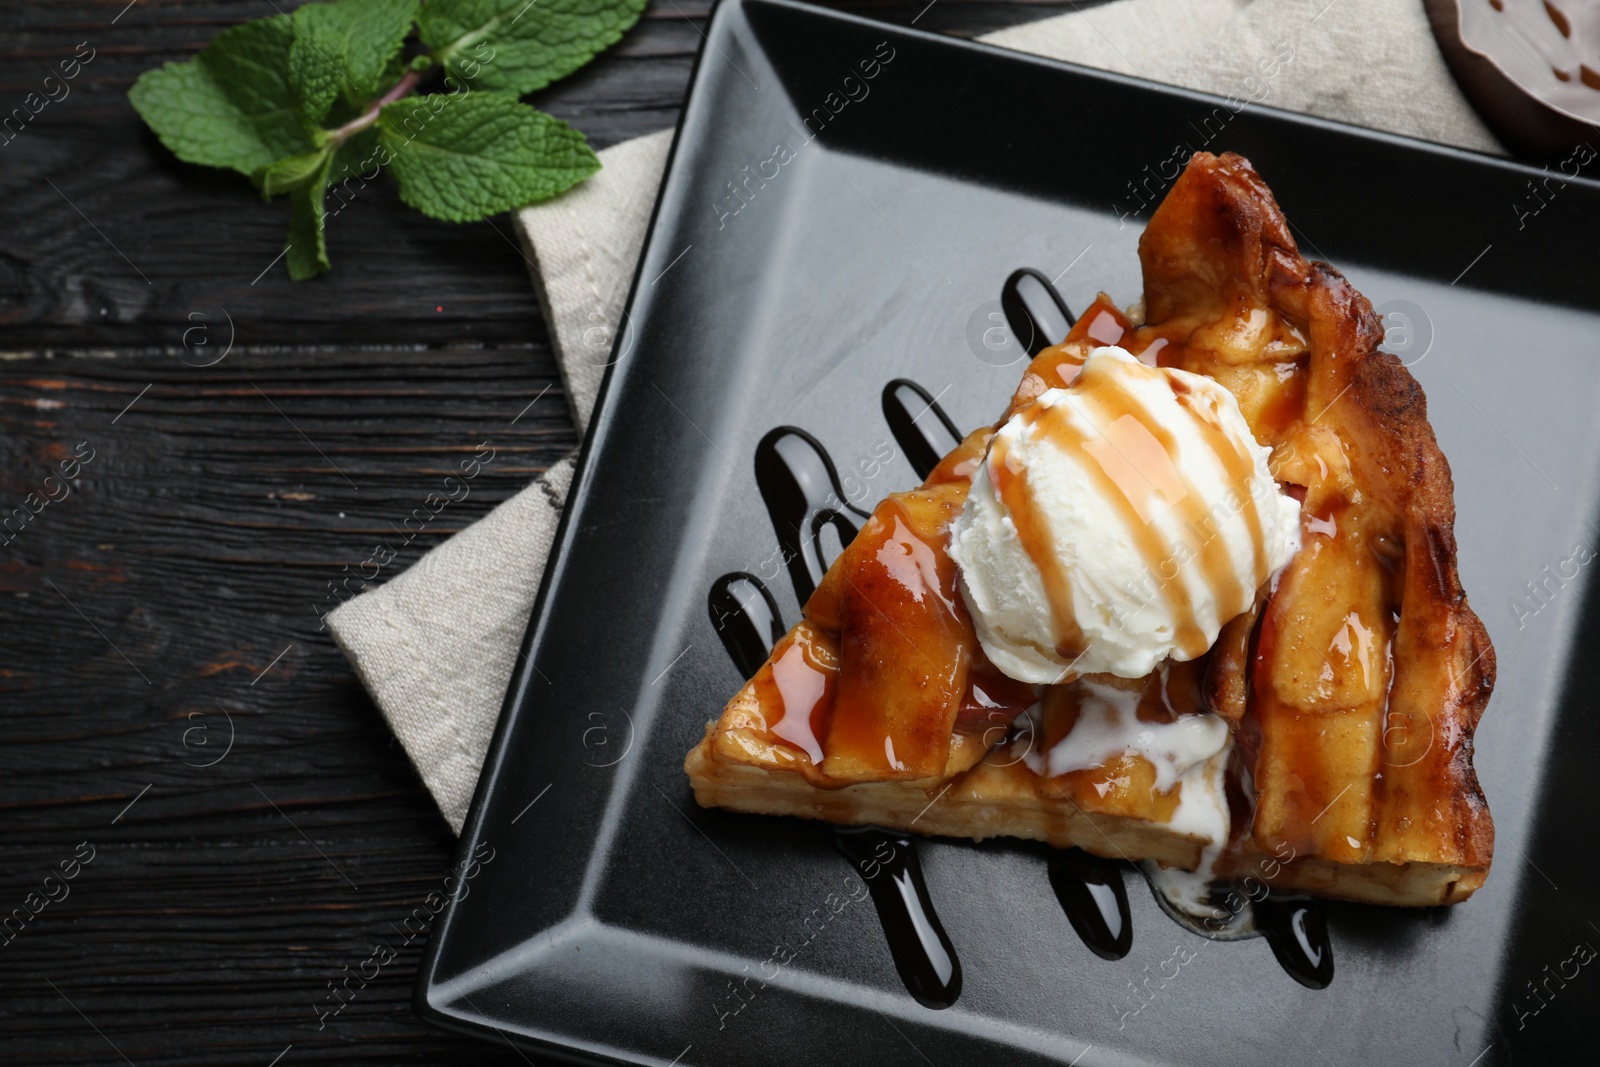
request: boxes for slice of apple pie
[684,151,1495,907]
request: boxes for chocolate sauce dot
[1048,850,1133,960]
[753,427,863,603]
[833,827,962,1008]
[1257,896,1334,989]
[707,573,784,678]
[1001,268,1076,356]
[882,379,962,481]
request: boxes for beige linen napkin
[327,0,1502,834]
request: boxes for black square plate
[417,1,1600,1063]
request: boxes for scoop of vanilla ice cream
[949,346,1301,682]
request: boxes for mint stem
[327,68,422,146]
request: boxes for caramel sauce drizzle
[990,359,1271,664]
[767,637,832,765]
[1067,374,1224,658]
[988,434,1087,660]
[1173,389,1269,588]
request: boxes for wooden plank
[0,343,574,1063]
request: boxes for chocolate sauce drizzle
[702,268,1337,1002]
[1256,896,1334,989]
[832,827,963,1009]
[753,426,867,602]
[747,431,966,1005]
[1002,267,1077,355]
[882,379,963,481]
[707,573,785,679]
[1048,850,1132,960]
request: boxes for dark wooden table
[0,1,1086,1062]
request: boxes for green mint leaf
[285,150,338,281]
[258,146,333,198]
[129,15,313,178]
[418,0,647,97]
[377,92,599,222]
[288,18,344,125]
[288,0,420,123]
[324,126,383,217]
[282,129,383,280]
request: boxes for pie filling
[683,151,1496,990]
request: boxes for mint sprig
[129,0,643,281]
